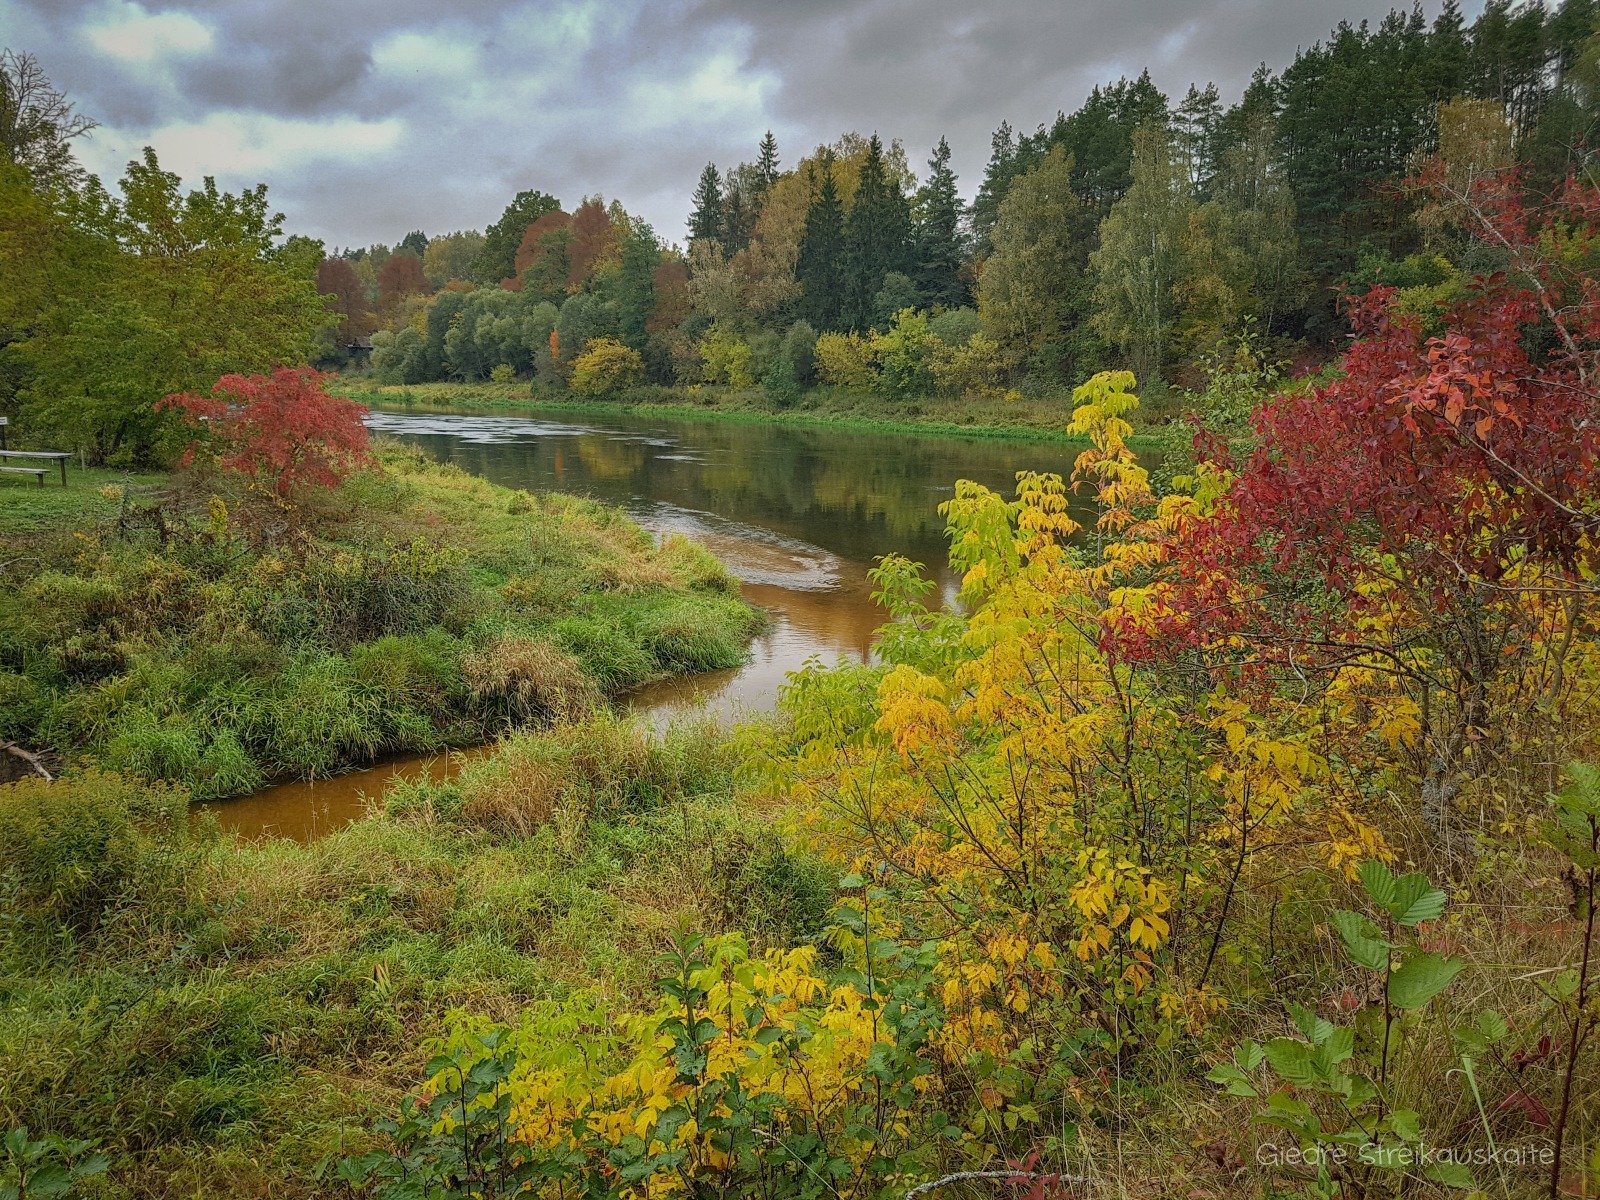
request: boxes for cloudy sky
[6,0,1481,251]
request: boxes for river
[208,407,1086,839]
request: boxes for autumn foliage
[159,367,371,495]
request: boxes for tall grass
[0,443,763,799]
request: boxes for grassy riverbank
[0,718,832,1197]
[0,443,762,798]
[327,379,1171,447]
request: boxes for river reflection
[213,408,1090,838]
[366,407,1086,722]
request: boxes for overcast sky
[6,0,1484,251]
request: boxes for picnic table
[0,449,70,486]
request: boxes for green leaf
[1263,1038,1318,1087]
[1388,951,1464,1010]
[1311,1026,1355,1074]
[1388,872,1448,927]
[1359,859,1397,910]
[1291,1004,1336,1044]
[1426,1160,1476,1189]
[1557,762,1600,816]
[1332,909,1391,971]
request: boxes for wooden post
[0,417,7,452]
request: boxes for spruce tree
[688,163,724,244]
[971,120,1017,249]
[723,185,751,255]
[842,134,912,330]
[796,152,846,330]
[756,131,780,191]
[913,136,968,310]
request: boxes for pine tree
[913,136,968,310]
[842,133,912,330]
[688,163,725,244]
[796,152,846,330]
[1172,83,1222,192]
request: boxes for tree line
[318,0,1600,404]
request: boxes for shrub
[868,308,936,398]
[696,325,756,389]
[159,368,371,496]
[813,331,874,390]
[927,306,981,344]
[0,771,187,930]
[568,338,644,397]
[929,331,1006,401]
[488,363,516,384]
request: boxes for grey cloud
[10,0,1482,248]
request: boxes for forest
[294,0,1600,423]
[1,1,1600,1198]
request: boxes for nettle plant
[1209,861,1468,1196]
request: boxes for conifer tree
[842,133,912,329]
[756,131,780,191]
[971,120,1017,249]
[913,136,968,310]
[796,152,846,330]
[723,184,751,255]
[688,163,724,244]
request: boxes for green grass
[0,466,167,536]
[327,379,1178,449]
[0,718,834,1198]
[0,444,764,799]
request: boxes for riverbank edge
[0,447,767,805]
[327,380,1170,450]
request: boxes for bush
[568,338,644,397]
[868,308,936,398]
[697,325,756,389]
[488,363,516,384]
[0,771,188,930]
[813,331,874,390]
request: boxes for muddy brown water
[206,407,1088,840]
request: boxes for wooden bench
[0,449,69,486]
[0,465,48,486]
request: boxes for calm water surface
[209,408,1084,839]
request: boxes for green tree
[1090,123,1197,381]
[1172,82,1222,191]
[475,188,562,283]
[912,136,968,310]
[688,163,724,244]
[398,229,428,257]
[841,133,912,330]
[613,218,659,351]
[977,146,1094,376]
[756,131,780,191]
[1206,114,1305,335]
[16,149,328,461]
[796,153,846,331]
